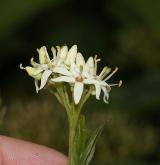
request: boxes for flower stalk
[68,109,79,165]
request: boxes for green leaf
[80,124,104,165]
[74,115,86,164]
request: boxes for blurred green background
[0,0,160,164]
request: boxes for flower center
[47,63,54,69]
[75,75,83,82]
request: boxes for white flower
[51,52,121,104]
[20,46,71,92]
[80,55,121,103]
[90,55,122,103]
[51,53,99,104]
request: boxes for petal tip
[118,80,122,87]
[20,64,24,69]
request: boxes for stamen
[94,55,101,75]
[104,67,118,81]
[109,80,122,87]
[99,67,111,79]
[94,55,101,64]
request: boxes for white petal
[87,57,94,67]
[98,80,108,86]
[74,82,84,104]
[76,52,85,67]
[34,80,39,93]
[83,71,92,79]
[84,78,101,99]
[83,63,89,73]
[60,46,68,59]
[70,60,78,77]
[53,67,72,76]
[33,68,44,75]
[25,67,42,79]
[40,70,52,90]
[104,67,118,81]
[95,83,101,100]
[87,57,95,75]
[102,86,109,103]
[39,64,48,70]
[85,78,108,87]
[30,58,39,67]
[51,76,75,83]
[65,45,77,65]
[106,84,111,92]
[53,57,62,66]
[83,78,98,85]
[38,46,51,64]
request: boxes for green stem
[78,88,93,111]
[68,109,79,165]
[68,89,92,165]
[56,86,71,117]
[54,85,92,165]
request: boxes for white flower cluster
[20,45,121,104]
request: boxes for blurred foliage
[0,0,160,164]
[0,98,6,127]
